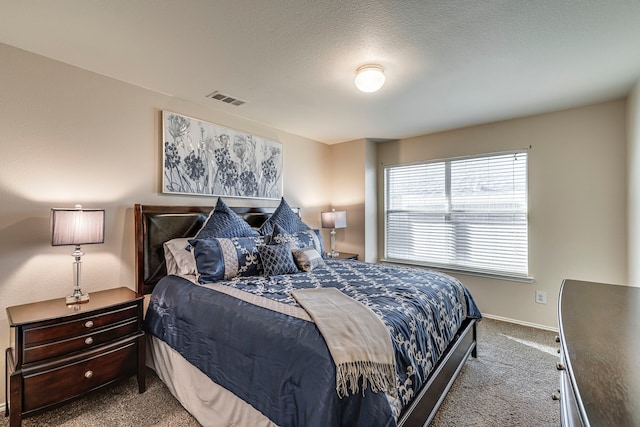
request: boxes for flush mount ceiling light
[354,65,385,93]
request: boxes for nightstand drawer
[22,337,139,413]
[23,305,139,347]
[23,319,139,364]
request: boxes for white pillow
[163,238,197,276]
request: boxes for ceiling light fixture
[354,65,385,93]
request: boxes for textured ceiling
[1,0,640,144]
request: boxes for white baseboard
[482,313,559,333]
[0,402,5,414]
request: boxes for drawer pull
[85,320,94,328]
[555,335,560,343]
[84,370,93,379]
[85,337,94,345]
[556,362,566,371]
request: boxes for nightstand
[5,287,145,427]
[333,252,358,260]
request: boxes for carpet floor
[3,318,560,427]
[430,318,560,427]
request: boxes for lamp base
[327,251,340,258]
[66,292,90,304]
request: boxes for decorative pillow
[257,243,299,277]
[189,235,267,283]
[271,223,325,257]
[292,247,325,272]
[163,238,197,276]
[195,198,259,240]
[259,197,310,236]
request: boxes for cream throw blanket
[291,287,396,398]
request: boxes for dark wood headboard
[134,204,298,295]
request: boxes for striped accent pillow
[292,247,325,272]
[189,235,267,283]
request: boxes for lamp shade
[321,210,347,229]
[51,206,105,246]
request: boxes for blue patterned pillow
[259,197,310,236]
[189,235,267,283]
[195,198,259,239]
[257,243,298,277]
[271,223,325,258]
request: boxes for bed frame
[134,204,477,427]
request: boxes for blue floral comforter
[145,259,481,427]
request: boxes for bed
[135,201,481,427]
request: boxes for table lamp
[321,209,347,258]
[51,205,105,304]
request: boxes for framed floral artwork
[162,111,283,199]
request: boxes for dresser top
[559,279,640,426]
[6,287,141,326]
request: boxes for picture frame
[162,111,283,199]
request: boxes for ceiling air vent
[206,91,247,107]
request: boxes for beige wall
[377,100,628,329]
[0,43,331,405]
[628,80,640,285]
[328,140,365,258]
[327,138,378,262]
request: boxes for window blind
[384,151,528,279]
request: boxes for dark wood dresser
[5,287,145,426]
[558,279,640,426]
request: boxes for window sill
[380,258,535,284]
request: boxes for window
[384,151,529,280]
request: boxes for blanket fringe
[336,361,397,398]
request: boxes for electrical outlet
[535,290,547,304]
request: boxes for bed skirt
[146,335,277,427]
